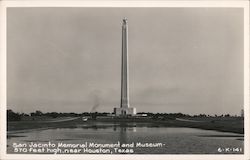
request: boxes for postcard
[0,1,249,160]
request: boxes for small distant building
[136,113,148,117]
[107,113,115,117]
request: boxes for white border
[0,1,249,160]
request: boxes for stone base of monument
[113,107,136,116]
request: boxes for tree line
[7,109,236,121]
[7,110,110,121]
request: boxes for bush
[7,110,21,121]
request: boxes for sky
[7,7,244,115]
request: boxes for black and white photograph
[0,1,249,160]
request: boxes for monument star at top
[114,18,136,116]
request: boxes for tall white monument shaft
[121,18,129,109]
[114,18,136,116]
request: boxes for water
[7,122,244,154]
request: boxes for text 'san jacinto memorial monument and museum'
[114,19,136,116]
